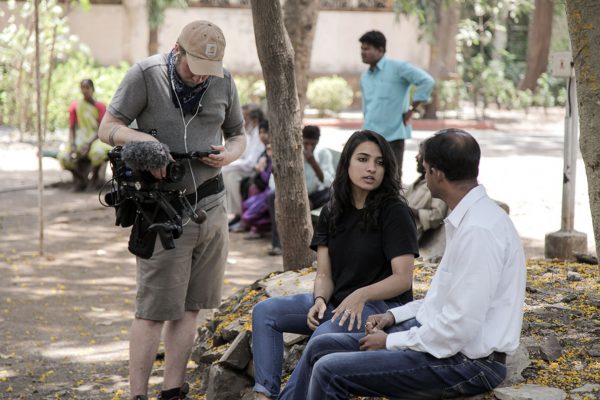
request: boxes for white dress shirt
[223,124,265,173]
[386,185,526,359]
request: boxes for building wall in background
[0,2,430,74]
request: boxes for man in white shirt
[282,128,526,400]
[224,104,265,226]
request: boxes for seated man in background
[224,104,265,228]
[405,143,447,241]
[267,125,335,255]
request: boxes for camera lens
[165,161,185,183]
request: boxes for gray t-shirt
[108,54,244,208]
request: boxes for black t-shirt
[310,199,419,307]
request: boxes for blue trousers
[280,318,507,400]
[251,293,401,398]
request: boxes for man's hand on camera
[200,145,228,168]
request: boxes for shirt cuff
[390,304,416,324]
[386,330,409,351]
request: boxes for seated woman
[252,130,419,400]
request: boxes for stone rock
[221,319,244,342]
[283,344,306,374]
[219,330,252,371]
[283,332,308,346]
[240,388,255,400]
[259,270,316,298]
[245,360,255,379]
[539,331,562,361]
[501,344,530,386]
[567,271,582,281]
[206,364,252,400]
[198,347,225,365]
[586,344,600,358]
[494,384,567,400]
[560,293,578,303]
[570,383,600,394]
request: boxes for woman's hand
[307,297,327,331]
[331,289,367,331]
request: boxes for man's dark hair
[302,125,321,140]
[422,128,480,182]
[259,119,269,132]
[359,30,386,52]
[249,107,264,122]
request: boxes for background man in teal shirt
[359,30,435,181]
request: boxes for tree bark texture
[423,0,460,119]
[565,0,600,260]
[283,0,320,114]
[148,28,158,56]
[519,0,554,91]
[250,0,315,270]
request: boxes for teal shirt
[361,57,434,141]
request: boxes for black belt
[478,351,506,364]
[185,173,224,204]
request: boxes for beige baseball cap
[178,20,225,78]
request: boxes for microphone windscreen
[121,141,171,171]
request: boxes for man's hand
[200,145,229,168]
[307,297,327,330]
[359,330,388,351]
[403,110,414,125]
[365,311,395,334]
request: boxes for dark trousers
[389,139,405,183]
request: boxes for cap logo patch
[205,43,217,58]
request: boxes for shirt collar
[445,184,486,228]
[369,56,387,72]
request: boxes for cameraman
[98,21,245,400]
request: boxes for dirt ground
[0,175,283,399]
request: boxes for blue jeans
[279,318,506,400]
[251,293,401,399]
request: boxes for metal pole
[34,0,45,255]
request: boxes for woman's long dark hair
[328,130,404,234]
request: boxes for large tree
[250,0,315,270]
[565,0,600,259]
[519,0,554,91]
[283,0,320,113]
[147,0,186,55]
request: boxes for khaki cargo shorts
[135,202,228,321]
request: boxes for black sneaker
[158,382,190,400]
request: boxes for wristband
[108,125,121,147]
[313,295,326,305]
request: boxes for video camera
[101,134,220,259]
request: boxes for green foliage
[48,55,129,134]
[307,75,353,116]
[0,0,129,138]
[233,76,266,107]
[147,0,187,30]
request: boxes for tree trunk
[148,28,158,56]
[423,0,460,119]
[250,0,315,270]
[283,0,320,115]
[519,0,554,91]
[565,0,600,260]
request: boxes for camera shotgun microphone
[120,141,171,171]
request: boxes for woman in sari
[58,79,112,191]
